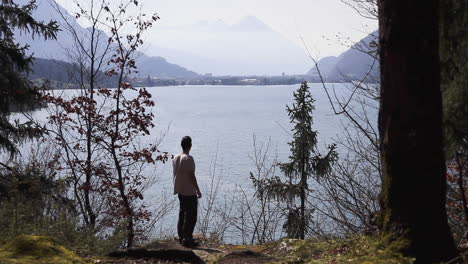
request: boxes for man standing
[173,136,202,247]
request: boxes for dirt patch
[107,248,204,264]
[216,250,275,264]
[99,239,278,264]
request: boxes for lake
[145,84,349,193]
[21,83,373,242]
[141,83,357,241]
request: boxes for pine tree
[255,81,337,239]
[0,0,58,158]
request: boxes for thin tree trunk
[111,146,134,248]
[112,52,134,248]
[300,160,306,240]
[377,0,458,262]
[84,27,97,230]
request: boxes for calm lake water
[146,84,347,191]
[20,83,374,242]
[142,83,356,240]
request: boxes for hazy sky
[55,0,377,58]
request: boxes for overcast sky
[55,0,377,58]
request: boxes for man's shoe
[182,238,200,248]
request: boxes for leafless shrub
[197,147,234,243]
[340,0,378,20]
[220,136,285,244]
[299,7,381,235]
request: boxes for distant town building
[240,79,258,84]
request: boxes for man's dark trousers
[177,195,198,241]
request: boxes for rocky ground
[92,238,276,264]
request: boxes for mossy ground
[0,235,87,264]
[195,234,415,264]
[261,234,415,264]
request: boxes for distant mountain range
[188,16,272,32]
[145,16,311,75]
[136,53,198,79]
[28,58,120,87]
[28,58,74,83]
[306,31,379,82]
[15,0,198,80]
[16,0,379,81]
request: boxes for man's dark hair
[181,136,192,151]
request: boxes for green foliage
[440,0,468,157]
[0,147,128,256]
[0,235,87,264]
[282,207,312,240]
[0,156,75,240]
[252,81,338,239]
[440,5,467,252]
[0,0,58,157]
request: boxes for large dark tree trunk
[377,0,458,262]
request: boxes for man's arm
[172,158,176,178]
[189,157,202,198]
[190,171,202,198]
